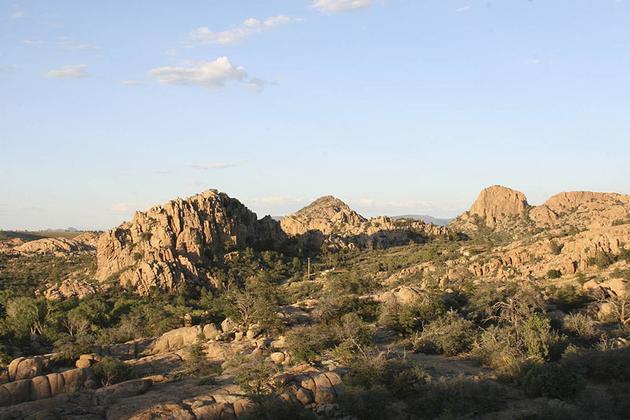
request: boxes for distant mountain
[392,215,454,226]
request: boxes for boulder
[61,368,93,393]
[76,353,101,369]
[29,375,51,401]
[294,387,314,405]
[3,379,31,405]
[313,373,337,404]
[8,357,43,382]
[203,323,220,340]
[94,378,152,406]
[153,325,203,353]
[270,352,286,364]
[192,401,236,420]
[46,373,65,397]
[221,318,237,333]
[0,386,10,407]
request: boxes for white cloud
[22,37,99,51]
[55,37,99,51]
[311,0,372,13]
[46,64,89,79]
[190,15,300,45]
[10,7,25,19]
[189,162,240,170]
[120,80,143,86]
[149,56,270,91]
[111,202,135,213]
[455,5,472,13]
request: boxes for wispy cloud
[111,202,135,213]
[55,36,99,51]
[311,0,372,13]
[23,37,99,51]
[149,56,271,91]
[190,15,301,45]
[189,162,240,170]
[10,6,25,19]
[46,64,89,79]
[120,80,143,86]
[455,5,472,13]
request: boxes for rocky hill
[95,190,284,294]
[280,195,450,251]
[451,185,630,235]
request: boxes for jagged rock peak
[95,189,284,295]
[280,196,366,236]
[468,185,529,228]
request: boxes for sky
[1,0,630,230]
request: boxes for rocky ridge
[281,195,450,250]
[451,185,630,234]
[95,190,284,295]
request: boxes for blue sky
[1,0,630,230]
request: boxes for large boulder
[2,379,31,405]
[7,357,44,382]
[29,375,51,401]
[152,325,203,353]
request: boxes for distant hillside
[274,214,454,226]
[0,229,88,241]
[392,215,454,226]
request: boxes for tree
[5,297,48,339]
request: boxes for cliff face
[96,190,284,294]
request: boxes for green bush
[412,311,477,356]
[518,363,586,399]
[93,356,136,387]
[547,269,562,279]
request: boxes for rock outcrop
[453,185,630,234]
[95,190,285,294]
[13,237,95,256]
[41,278,98,301]
[0,367,95,408]
[281,196,450,250]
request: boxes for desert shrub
[285,323,337,364]
[185,336,221,376]
[315,295,380,323]
[472,313,566,379]
[379,292,449,335]
[549,285,590,312]
[241,394,317,420]
[329,313,374,364]
[525,399,583,420]
[412,311,477,356]
[562,348,630,383]
[521,313,566,362]
[472,326,523,378]
[562,313,598,341]
[93,356,136,386]
[518,362,586,399]
[406,377,516,419]
[344,355,429,397]
[589,251,614,269]
[337,385,396,420]
[327,271,380,295]
[227,354,278,396]
[547,269,562,279]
